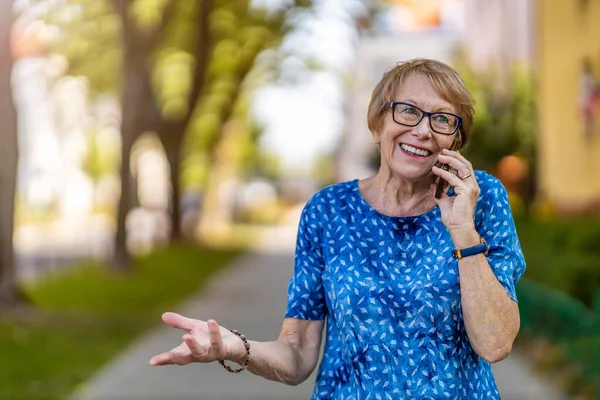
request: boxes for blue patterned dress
[285,170,526,400]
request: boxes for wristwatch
[452,237,489,259]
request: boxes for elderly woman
[150,59,526,399]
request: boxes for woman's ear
[371,130,381,145]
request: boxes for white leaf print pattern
[285,171,526,400]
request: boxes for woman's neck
[359,170,436,217]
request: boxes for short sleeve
[475,173,526,302]
[284,195,327,320]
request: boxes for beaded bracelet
[218,329,251,373]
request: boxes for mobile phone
[434,164,450,199]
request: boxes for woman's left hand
[431,149,480,234]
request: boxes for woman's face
[373,73,458,182]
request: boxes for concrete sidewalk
[69,249,568,400]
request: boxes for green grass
[0,245,238,400]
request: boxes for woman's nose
[413,116,432,139]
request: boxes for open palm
[149,312,238,366]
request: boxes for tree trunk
[157,0,213,243]
[162,131,183,242]
[0,1,26,308]
[112,55,149,270]
[113,131,135,270]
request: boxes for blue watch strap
[452,237,489,259]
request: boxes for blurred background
[0,0,599,399]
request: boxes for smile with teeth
[400,144,432,157]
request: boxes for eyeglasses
[382,102,462,135]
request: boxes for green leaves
[130,0,172,32]
[455,55,537,172]
[45,0,121,93]
[43,0,313,201]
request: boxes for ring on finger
[459,173,472,180]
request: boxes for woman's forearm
[246,340,317,385]
[451,227,520,363]
[226,319,324,385]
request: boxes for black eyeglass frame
[382,102,463,135]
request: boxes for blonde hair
[367,59,475,149]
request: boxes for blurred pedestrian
[150,58,526,399]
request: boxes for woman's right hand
[149,312,243,366]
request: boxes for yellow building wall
[537,0,600,211]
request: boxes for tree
[54,0,310,268]
[109,0,201,269]
[43,0,312,268]
[0,0,25,308]
[110,0,270,268]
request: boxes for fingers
[437,149,473,178]
[440,148,472,166]
[181,319,225,361]
[187,320,224,357]
[432,165,466,190]
[149,344,193,366]
[149,352,176,366]
[208,320,223,348]
[432,149,480,204]
[183,333,206,359]
[152,314,227,366]
[161,312,198,332]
